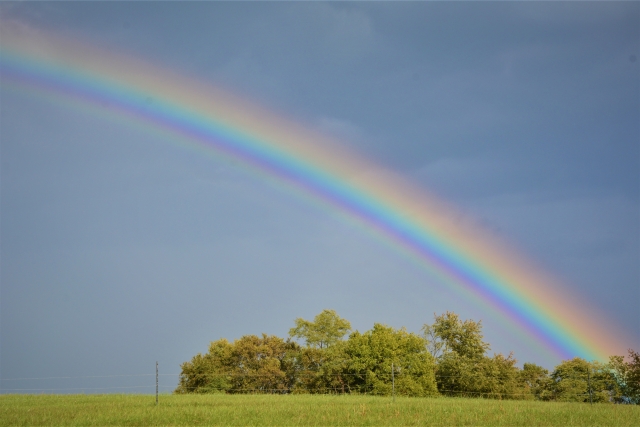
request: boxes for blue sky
[1,2,638,393]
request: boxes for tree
[177,310,635,402]
[175,339,233,394]
[423,311,490,359]
[518,363,552,400]
[436,351,525,399]
[294,342,353,394]
[609,349,640,404]
[289,309,351,349]
[342,323,438,397]
[424,312,528,399]
[422,322,446,359]
[175,334,300,394]
[227,334,299,393]
[544,357,619,403]
[624,349,640,403]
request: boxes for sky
[1,2,638,394]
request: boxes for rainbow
[0,24,629,362]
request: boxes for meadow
[1,394,639,426]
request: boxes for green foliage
[176,309,637,405]
[289,309,351,349]
[543,357,619,403]
[519,363,552,400]
[608,349,640,404]
[175,339,233,394]
[423,311,490,359]
[425,312,524,399]
[627,349,640,403]
[226,334,300,393]
[291,343,353,394]
[177,312,436,397]
[176,334,299,394]
[436,351,525,399]
[341,323,438,397]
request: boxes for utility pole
[156,361,159,406]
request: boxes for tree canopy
[341,323,437,396]
[175,334,299,394]
[289,309,351,349]
[176,309,638,404]
[423,311,490,359]
[609,349,640,404]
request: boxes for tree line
[175,310,639,403]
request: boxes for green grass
[1,394,639,426]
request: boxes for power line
[0,374,158,381]
[2,385,155,392]
[1,369,619,402]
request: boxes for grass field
[1,394,639,426]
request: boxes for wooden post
[156,361,159,406]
